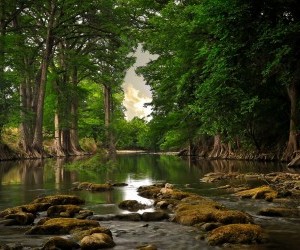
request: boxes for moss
[118,200,147,211]
[234,185,278,201]
[77,182,113,192]
[207,224,266,245]
[137,185,162,198]
[73,227,113,241]
[173,201,252,226]
[42,236,80,250]
[159,190,192,200]
[0,207,23,218]
[0,203,51,218]
[80,233,115,249]
[25,218,99,235]
[258,207,300,217]
[31,195,85,205]
[47,205,81,218]
[5,211,35,225]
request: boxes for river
[0,154,299,249]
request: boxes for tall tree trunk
[69,66,84,154]
[53,111,65,157]
[104,84,116,155]
[283,83,298,161]
[19,76,34,153]
[209,134,228,158]
[32,2,56,157]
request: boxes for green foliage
[135,0,296,153]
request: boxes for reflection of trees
[188,159,287,175]
[19,160,44,186]
[0,161,16,186]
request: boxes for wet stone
[41,236,80,250]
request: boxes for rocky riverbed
[0,174,300,249]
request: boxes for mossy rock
[234,185,278,201]
[73,227,113,241]
[159,190,192,200]
[47,205,81,218]
[31,195,85,205]
[77,182,113,192]
[115,213,142,221]
[42,236,80,250]
[0,203,50,218]
[173,201,252,226]
[118,200,147,211]
[137,185,162,199]
[25,218,99,235]
[4,211,35,225]
[258,207,300,217]
[207,224,266,245]
[74,210,94,219]
[141,211,169,221]
[80,233,115,249]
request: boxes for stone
[207,224,266,245]
[47,205,81,218]
[137,185,162,199]
[141,211,169,221]
[115,213,142,221]
[73,227,113,241]
[41,236,80,250]
[25,218,99,235]
[118,200,147,211]
[74,210,93,219]
[31,195,85,205]
[4,211,35,225]
[76,182,113,192]
[173,199,252,226]
[258,207,300,217]
[201,222,223,231]
[80,233,115,249]
[234,185,278,201]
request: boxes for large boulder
[42,236,80,250]
[76,182,113,192]
[207,224,266,245]
[234,185,278,201]
[47,205,81,218]
[258,207,300,217]
[4,211,35,225]
[25,218,99,235]
[31,195,85,205]
[141,211,169,221]
[173,198,252,226]
[73,227,113,241]
[118,200,147,211]
[80,233,115,249]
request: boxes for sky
[122,45,156,121]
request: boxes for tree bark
[104,84,116,155]
[32,1,56,157]
[209,134,228,158]
[69,66,84,154]
[283,83,298,161]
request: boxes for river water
[0,154,299,249]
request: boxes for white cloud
[123,83,152,121]
[122,44,156,121]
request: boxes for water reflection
[0,154,293,211]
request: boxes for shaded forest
[1,0,300,165]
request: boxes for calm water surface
[0,154,299,249]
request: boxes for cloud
[123,83,152,121]
[122,44,157,121]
